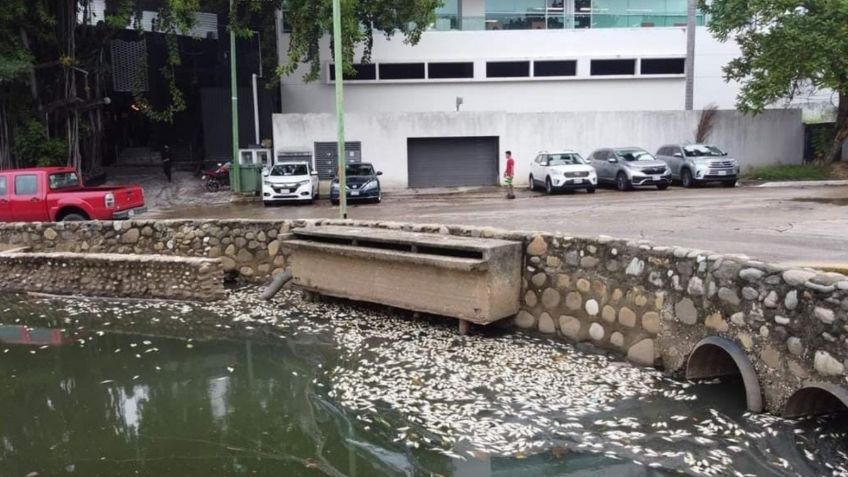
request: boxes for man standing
[504,150,516,199]
[161,145,173,183]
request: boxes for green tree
[703,0,848,162]
[279,0,441,82]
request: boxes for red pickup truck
[0,167,146,222]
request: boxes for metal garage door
[407,137,499,188]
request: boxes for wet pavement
[145,184,848,265]
[2,288,848,476]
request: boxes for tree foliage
[280,0,441,82]
[703,0,848,161]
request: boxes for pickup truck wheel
[61,213,87,222]
[681,169,694,188]
[616,172,632,191]
[722,180,737,188]
[528,175,536,191]
[657,184,669,191]
[545,177,554,195]
[586,186,596,194]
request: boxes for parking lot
[147,183,848,266]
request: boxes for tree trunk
[828,91,848,163]
[0,101,11,170]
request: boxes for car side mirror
[262,171,269,177]
[673,152,683,158]
[311,171,319,176]
[608,158,618,163]
[376,171,383,176]
[722,152,728,156]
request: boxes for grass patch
[742,163,834,181]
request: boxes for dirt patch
[793,197,848,206]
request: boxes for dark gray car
[589,147,672,191]
[656,144,739,188]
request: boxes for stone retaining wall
[0,252,225,301]
[1,219,847,412]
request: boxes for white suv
[262,161,319,205]
[529,151,597,194]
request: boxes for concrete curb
[756,180,848,188]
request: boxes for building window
[641,58,685,75]
[428,62,475,79]
[534,60,577,77]
[487,61,531,78]
[379,63,426,80]
[590,59,636,76]
[329,64,377,81]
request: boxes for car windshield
[48,172,81,190]
[548,153,585,166]
[684,145,725,157]
[616,149,655,162]
[345,164,374,177]
[270,164,308,176]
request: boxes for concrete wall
[1,218,846,414]
[0,251,224,301]
[279,27,733,114]
[273,109,804,188]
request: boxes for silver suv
[589,147,672,191]
[656,144,739,188]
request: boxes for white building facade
[273,0,807,188]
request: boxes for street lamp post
[332,0,347,219]
[230,0,242,192]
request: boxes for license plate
[718,170,727,176]
[652,175,661,181]
[351,191,360,196]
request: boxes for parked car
[656,144,739,188]
[0,167,146,222]
[262,161,319,205]
[330,163,382,205]
[528,151,597,194]
[589,147,672,191]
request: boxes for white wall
[278,26,742,114]
[274,109,804,188]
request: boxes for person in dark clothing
[161,145,173,183]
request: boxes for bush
[12,119,66,167]
[742,164,832,181]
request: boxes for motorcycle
[201,162,231,192]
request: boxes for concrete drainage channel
[0,218,847,418]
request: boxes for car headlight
[361,180,377,191]
[263,180,273,186]
[297,180,310,187]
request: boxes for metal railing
[430,12,704,31]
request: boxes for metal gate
[407,137,500,188]
[314,142,361,180]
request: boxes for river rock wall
[0,251,225,301]
[0,219,846,412]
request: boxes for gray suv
[589,147,672,191]
[656,144,739,188]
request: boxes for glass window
[346,164,375,177]
[428,62,474,79]
[548,153,586,165]
[487,61,531,78]
[15,175,37,195]
[642,58,685,75]
[616,148,656,161]
[534,60,577,77]
[591,59,636,75]
[48,172,81,190]
[683,145,726,157]
[329,64,377,81]
[0,176,6,196]
[379,63,425,80]
[270,164,309,176]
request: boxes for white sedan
[529,151,597,194]
[262,162,320,205]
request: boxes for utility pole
[230,0,242,192]
[684,0,696,111]
[332,0,347,219]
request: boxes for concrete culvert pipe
[784,383,848,418]
[261,268,293,301]
[686,336,763,413]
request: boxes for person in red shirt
[504,150,516,199]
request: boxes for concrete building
[273,0,810,188]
